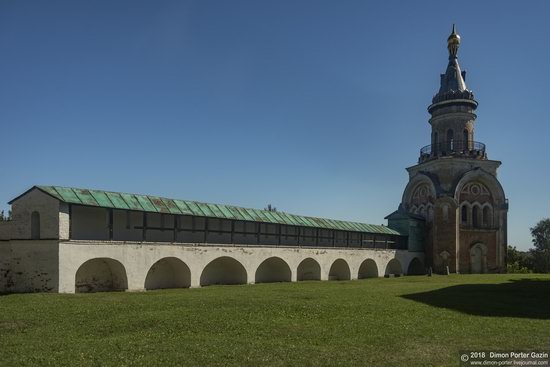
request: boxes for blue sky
[0,1,548,250]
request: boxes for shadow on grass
[401,278,550,319]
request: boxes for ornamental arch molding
[401,173,438,217]
[453,169,506,205]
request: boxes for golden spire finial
[447,24,461,59]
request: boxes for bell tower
[424,24,483,162]
[397,26,508,274]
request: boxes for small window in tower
[461,205,468,225]
[447,129,454,151]
[472,206,479,228]
[463,130,468,151]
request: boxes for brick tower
[398,26,508,273]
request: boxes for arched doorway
[358,259,378,279]
[407,258,425,275]
[75,258,128,293]
[200,257,247,286]
[384,259,403,276]
[145,257,191,290]
[328,259,351,281]
[470,243,488,273]
[297,258,321,281]
[255,257,291,283]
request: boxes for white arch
[200,257,247,286]
[384,258,403,276]
[145,257,191,290]
[358,259,378,279]
[75,258,128,293]
[255,257,291,283]
[297,258,321,281]
[328,259,351,281]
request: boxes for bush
[506,261,532,274]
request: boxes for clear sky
[0,1,548,250]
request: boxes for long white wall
[58,241,424,294]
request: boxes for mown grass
[1,274,549,366]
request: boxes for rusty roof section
[26,185,400,236]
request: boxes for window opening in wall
[31,211,40,239]
[472,206,479,228]
[461,205,468,225]
[126,211,131,230]
[447,129,454,151]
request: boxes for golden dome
[447,24,460,58]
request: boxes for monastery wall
[57,241,424,293]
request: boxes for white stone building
[0,186,424,293]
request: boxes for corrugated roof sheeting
[34,185,400,235]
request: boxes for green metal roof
[25,186,400,236]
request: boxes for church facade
[0,27,507,293]
[390,26,508,274]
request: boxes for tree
[0,210,12,222]
[530,219,550,273]
[506,245,533,273]
[264,204,277,212]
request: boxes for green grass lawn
[1,274,549,367]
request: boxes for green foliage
[0,210,12,221]
[507,245,535,273]
[1,275,549,366]
[506,261,532,273]
[530,218,550,273]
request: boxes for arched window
[472,206,479,228]
[463,129,469,151]
[31,211,40,239]
[433,132,439,154]
[461,205,468,225]
[447,129,454,151]
[483,206,491,227]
